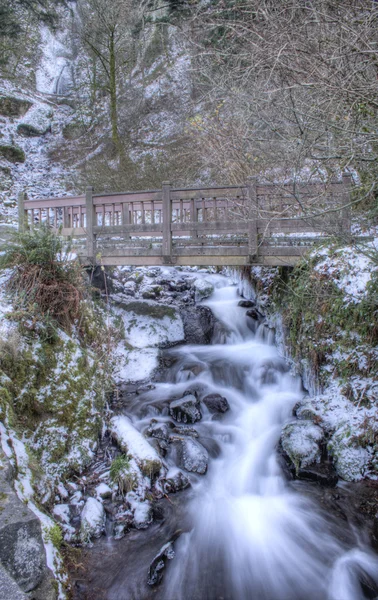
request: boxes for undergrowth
[273,250,378,385]
[0,226,84,330]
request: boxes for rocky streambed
[53,267,378,600]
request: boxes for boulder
[238,300,255,308]
[180,306,215,344]
[171,436,208,474]
[17,104,52,137]
[281,421,324,472]
[202,393,229,413]
[0,563,28,599]
[0,449,55,596]
[169,395,201,424]
[246,308,263,320]
[0,95,32,117]
[80,498,105,541]
[163,468,190,494]
[193,278,214,302]
[147,420,174,442]
[147,538,177,586]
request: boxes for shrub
[109,454,136,495]
[0,226,85,329]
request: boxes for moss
[118,300,177,320]
[44,524,63,549]
[0,144,25,163]
[0,96,32,117]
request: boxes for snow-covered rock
[126,492,152,529]
[52,504,70,525]
[80,498,105,542]
[95,483,112,499]
[17,104,52,137]
[169,394,202,424]
[193,278,214,302]
[281,421,324,471]
[110,416,162,478]
[171,436,208,474]
[116,300,184,349]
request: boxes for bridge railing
[18,175,351,265]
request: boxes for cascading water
[76,274,378,600]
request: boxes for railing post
[246,176,259,261]
[341,172,352,234]
[18,191,27,232]
[86,185,96,263]
[162,181,172,262]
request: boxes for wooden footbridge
[18,175,351,267]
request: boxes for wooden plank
[94,223,163,234]
[93,191,161,204]
[24,196,85,209]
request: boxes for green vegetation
[0,226,84,330]
[118,300,176,320]
[0,145,25,163]
[110,455,136,495]
[44,523,63,549]
[272,249,378,388]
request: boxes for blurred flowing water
[76,276,378,600]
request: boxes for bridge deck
[18,176,352,267]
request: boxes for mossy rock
[0,96,32,117]
[0,145,25,163]
[62,123,86,141]
[118,300,176,320]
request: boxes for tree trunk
[109,31,122,155]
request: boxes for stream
[74,274,378,600]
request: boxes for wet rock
[136,384,156,395]
[80,498,105,541]
[163,469,190,494]
[169,395,201,424]
[171,436,208,474]
[171,426,199,438]
[296,463,338,487]
[147,420,174,442]
[193,278,214,302]
[147,538,177,586]
[202,393,229,413]
[246,308,263,320]
[238,300,255,308]
[180,306,215,344]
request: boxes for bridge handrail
[18,175,352,264]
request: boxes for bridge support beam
[246,176,259,262]
[162,181,173,263]
[85,186,96,263]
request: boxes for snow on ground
[313,240,378,304]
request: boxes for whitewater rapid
[154,277,378,600]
